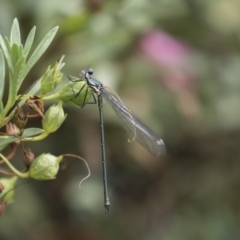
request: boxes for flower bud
[26,96,44,118]
[13,105,28,135]
[42,101,67,133]
[29,153,63,180]
[6,123,21,144]
[41,57,64,95]
[22,148,35,168]
[55,81,92,107]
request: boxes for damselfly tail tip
[156,138,166,157]
[105,204,110,214]
[157,139,164,146]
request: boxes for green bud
[43,80,92,107]
[42,101,67,133]
[29,153,63,180]
[64,81,92,107]
[60,81,91,103]
[0,176,18,204]
[41,56,64,95]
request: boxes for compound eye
[87,68,94,75]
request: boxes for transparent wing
[102,88,166,157]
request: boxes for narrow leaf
[18,44,23,58]
[0,50,5,99]
[0,99,4,125]
[23,43,32,59]
[0,128,44,151]
[10,43,20,68]
[4,37,11,53]
[0,35,12,70]
[13,55,26,91]
[23,26,36,57]
[22,128,44,137]
[3,55,25,116]
[22,26,59,80]
[0,50,6,126]
[10,18,21,45]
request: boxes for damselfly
[68,68,166,213]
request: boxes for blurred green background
[1,0,240,239]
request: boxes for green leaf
[10,43,20,69]
[22,128,45,137]
[10,18,21,45]
[0,50,5,99]
[10,44,24,71]
[3,55,26,117]
[14,55,26,90]
[23,44,31,59]
[12,55,25,90]
[23,26,36,57]
[0,128,44,151]
[4,37,11,53]
[18,44,23,59]
[0,53,4,123]
[0,100,4,125]
[0,35,12,70]
[22,26,59,80]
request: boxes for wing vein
[101,88,165,157]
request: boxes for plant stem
[0,153,29,178]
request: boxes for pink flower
[140,30,190,66]
[140,30,196,91]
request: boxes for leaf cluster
[0,19,90,214]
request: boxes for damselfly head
[81,68,94,79]
[87,68,94,75]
